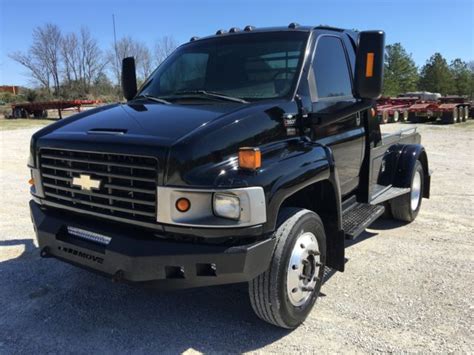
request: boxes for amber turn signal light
[28,178,35,186]
[175,198,191,212]
[365,52,374,78]
[238,147,261,170]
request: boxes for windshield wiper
[170,90,248,104]
[133,94,171,105]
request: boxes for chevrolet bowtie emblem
[72,174,102,191]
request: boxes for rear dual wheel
[249,208,326,329]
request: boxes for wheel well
[280,180,340,233]
[279,180,344,271]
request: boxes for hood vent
[87,128,127,135]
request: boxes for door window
[311,36,352,100]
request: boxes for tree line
[8,23,178,102]
[383,43,474,97]
[6,24,474,102]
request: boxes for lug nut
[292,264,298,270]
[292,288,298,293]
[301,286,314,292]
[300,243,305,249]
[308,250,320,256]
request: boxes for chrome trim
[157,186,266,228]
[67,226,112,245]
[287,231,320,307]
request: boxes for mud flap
[326,229,345,271]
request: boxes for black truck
[29,24,431,329]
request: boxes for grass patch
[0,118,56,131]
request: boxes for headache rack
[39,148,158,223]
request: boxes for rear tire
[249,208,326,329]
[381,111,389,124]
[402,110,409,122]
[461,106,467,122]
[392,111,400,123]
[390,160,424,222]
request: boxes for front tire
[390,160,424,222]
[249,208,326,329]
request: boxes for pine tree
[450,59,471,96]
[419,53,455,95]
[383,43,418,96]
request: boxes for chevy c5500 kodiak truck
[29,24,431,329]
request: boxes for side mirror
[122,57,137,101]
[354,31,385,100]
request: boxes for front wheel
[390,160,424,222]
[249,208,326,329]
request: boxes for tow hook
[40,247,50,258]
[112,270,124,283]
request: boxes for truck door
[308,35,365,196]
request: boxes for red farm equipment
[378,92,471,125]
[376,96,418,124]
[9,100,101,119]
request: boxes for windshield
[138,32,308,101]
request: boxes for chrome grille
[39,148,158,223]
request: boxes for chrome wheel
[410,170,422,211]
[403,111,409,122]
[453,108,458,123]
[287,232,321,307]
[393,111,399,122]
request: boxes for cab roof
[188,24,359,43]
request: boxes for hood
[51,102,243,144]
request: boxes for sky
[1,0,473,87]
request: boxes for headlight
[213,193,241,220]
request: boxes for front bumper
[30,201,275,289]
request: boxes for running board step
[342,203,385,240]
[370,185,410,205]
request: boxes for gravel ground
[0,121,473,353]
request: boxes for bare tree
[9,51,51,90]
[31,24,62,95]
[79,27,108,91]
[9,23,62,94]
[61,32,80,84]
[61,27,107,95]
[154,35,178,66]
[108,36,153,84]
[137,43,153,79]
